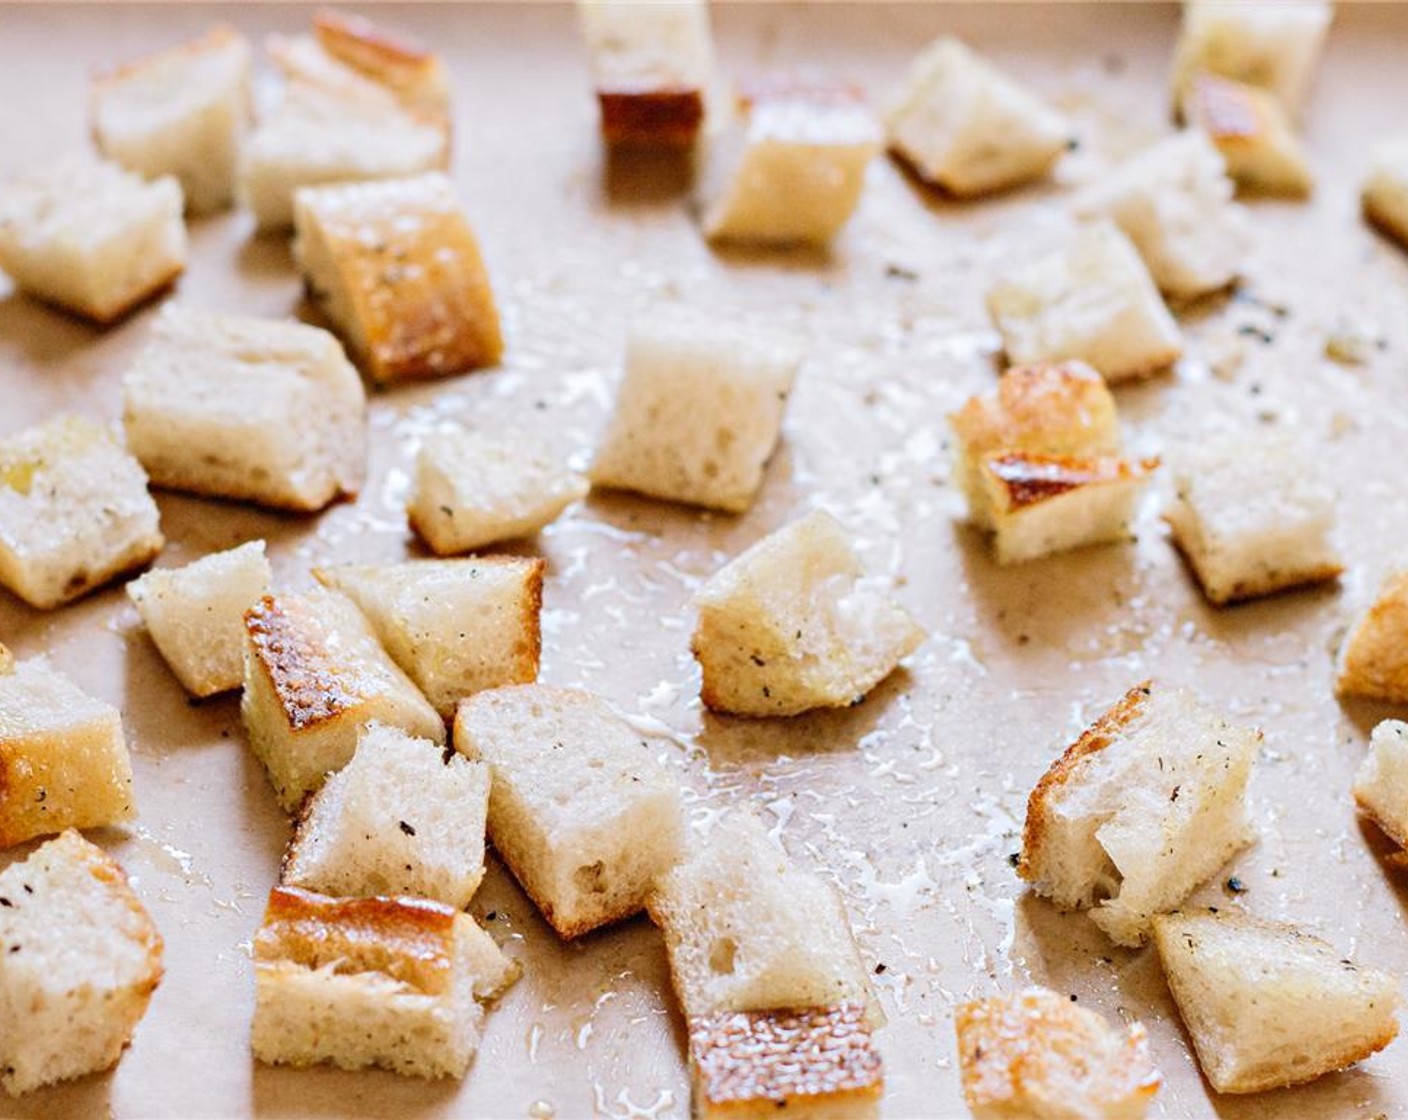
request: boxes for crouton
[955,988,1161,1119]
[577,0,713,147]
[126,540,271,697]
[1171,1,1333,120]
[1153,908,1399,1094]
[1163,432,1341,605]
[0,156,185,323]
[691,511,924,717]
[1337,569,1408,703]
[884,37,1070,197]
[1354,720,1408,851]
[986,222,1183,382]
[313,557,543,721]
[1182,73,1312,197]
[454,684,685,939]
[0,830,163,1095]
[283,722,490,909]
[1363,135,1408,250]
[121,305,367,512]
[700,78,881,247]
[407,428,587,555]
[0,644,11,676]
[589,311,802,512]
[91,26,251,215]
[1019,681,1260,947]
[241,589,445,812]
[313,10,450,117]
[252,885,518,1078]
[1077,131,1249,300]
[0,414,163,610]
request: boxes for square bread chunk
[314,557,544,721]
[1018,681,1260,947]
[312,10,450,117]
[0,414,163,610]
[1163,432,1341,606]
[283,722,490,910]
[252,885,518,1079]
[122,306,367,512]
[241,589,445,812]
[885,36,1070,197]
[986,221,1183,383]
[293,173,503,383]
[1354,720,1408,851]
[1182,73,1312,197]
[0,830,163,1095]
[1153,908,1399,1094]
[691,511,924,717]
[700,79,881,247]
[955,988,1161,1120]
[1077,131,1249,300]
[91,25,252,215]
[126,540,271,697]
[1338,569,1408,703]
[454,684,685,939]
[407,428,588,555]
[0,157,185,324]
[589,311,802,512]
[577,0,713,147]
[1363,135,1408,250]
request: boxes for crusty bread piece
[314,557,543,721]
[691,511,924,717]
[1363,135,1408,250]
[283,722,490,909]
[1077,131,1249,300]
[1182,73,1312,197]
[700,79,881,247]
[1338,569,1408,703]
[1019,681,1260,947]
[986,222,1183,383]
[126,540,271,697]
[454,684,684,939]
[0,644,12,676]
[955,988,1161,1120]
[1354,720,1408,851]
[577,0,713,147]
[1171,0,1332,120]
[0,830,163,1095]
[0,414,163,610]
[884,36,1070,197]
[122,305,367,512]
[407,428,587,555]
[252,885,517,1078]
[1164,432,1342,605]
[589,310,801,513]
[1153,908,1399,1094]
[313,9,450,117]
[241,589,445,812]
[91,25,251,215]
[0,156,184,323]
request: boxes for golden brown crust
[243,595,364,732]
[312,9,446,115]
[1364,194,1408,253]
[1354,794,1408,852]
[1338,571,1408,700]
[83,261,185,327]
[1163,518,1344,608]
[517,557,546,683]
[597,88,703,147]
[950,362,1118,462]
[984,453,1157,511]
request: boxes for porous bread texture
[1354,720,1408,850]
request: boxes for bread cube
[1337,569,1408,703]
[293,173,502,384]
[589,311,802,512]
[700,79,881,247]
[126,540,271,697]
[1363,135,1408,250]
[1182,74,1312,197]
[91,26,251,215]
[0,415,163,610]
[577,0,713,147]
[407,428,587,555]
[0,830,163,1095]
[955,988,1161,1120]
[283,722,490,909]
[252,885,517,1078]
[0,157,184,324]
[241,589,445,812]
[1171,1,1333,119]
[314,557,543,721]
[691,511,924,717]
[1354,720,1408,851]
[454,684,685,939]
[313,10,450,117]
[986,222,1183,382]
[1153,908,1399,1094]
[884,37,1070,197]
[0,644,12,676]
[1019,681,1260,947]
